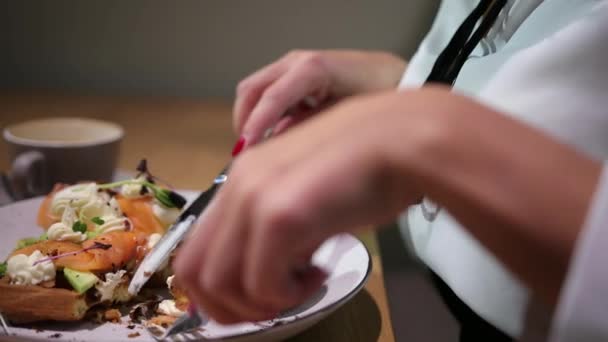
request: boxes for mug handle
[8,151,49,200]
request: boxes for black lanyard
[425,0,508,86]
[420,0,507,222]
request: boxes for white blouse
[551,165,608,342]
[398,0,608,338]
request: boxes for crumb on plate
[104,309,122,323]
[149,314,177,328]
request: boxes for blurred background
[0,0,437,99]
[0,1,466,341]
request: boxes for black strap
[430,272,513,341]
[425,0,507,86]
[422,3,514,339]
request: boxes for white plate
[0,191,371,341]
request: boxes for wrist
[378,87,458,185]
[324,50,407,97]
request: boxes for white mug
[3,117,124,201]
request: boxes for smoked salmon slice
[117,197,165,236]
[10,232,138,273]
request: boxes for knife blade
[128,165,230,295]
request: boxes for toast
[0,277,88,323]
[0,160,185,324]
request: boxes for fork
[0,312,10,336]
[145,308,210,341]
[147,98,321,341]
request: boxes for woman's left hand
[172,90,424,324]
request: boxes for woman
[174,0,608,340]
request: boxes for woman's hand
[232,50,406,149]
[174,85,600,323]
[174,91,422,324]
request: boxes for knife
[128,164,230,295]
[127,97,319,296]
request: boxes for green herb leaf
[72,221,88,234]
[151,187,187,209]
[91,217,105,225]
[154,189,176,208]
[168,191,187,209]
[0,262,7,278]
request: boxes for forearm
[389,86,602,305]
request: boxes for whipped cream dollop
[95,270,127,302]
[146,233,169,269]
[157,300,184,317]
[121,176,151,199]
[80,194,119,220]
[157,276,183,317]
[166,275,175,290]
[51,183,99,217]
[47,206,87,243]
[152,202,181,225]
[7,250,56,286]
[147,233,162,250]
[81,194,128,234]
[51,183,130,237]
[96,216,131,234]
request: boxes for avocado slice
[15,233,48,250]
[63,268,99,294]
[16,237,41,249]
[39,232,48,241]
[86,231,100,240]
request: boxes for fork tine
[145,310,208,341]
[0,312,11,336]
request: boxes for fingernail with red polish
[231,136,246,157]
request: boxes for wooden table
[0,91,395,342]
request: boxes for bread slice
[0,275,136,324]
[0,278,88,324]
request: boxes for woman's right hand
[232,50,406,151]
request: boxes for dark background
[0,0,438,99]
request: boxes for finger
[244,195,327,310]
[173,188,252,323]
[172,187,226,278]
[196,173,281,323]
[233,60,286,135]
[201,226,279,323]
[242,61,329,145]
[292,265,328,298]
[272,97,337,136]
[271,108,315,136]
[183,282,244,324]
[172,188,231,311]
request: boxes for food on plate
[0,160,186,324]
[148,274,190,327]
